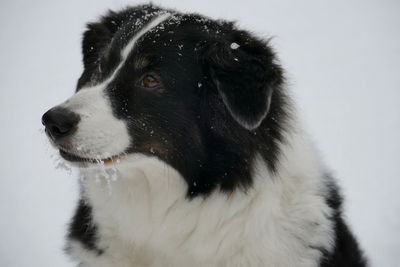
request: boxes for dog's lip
[59,149,122,164]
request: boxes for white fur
[54,14,172,160]
[59,85,131,159]
[68,118,334,267]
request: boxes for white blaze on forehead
[91,12,172,90]
[121,12,172,59]
[57,13,172,160]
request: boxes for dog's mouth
[59,149,123,165]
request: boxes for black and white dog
[42,4,366,267]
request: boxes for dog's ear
[76,11,122,89]
[201,36,283,130]
[81,11,121,68]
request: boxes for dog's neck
[75,121,334,266]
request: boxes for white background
[0,0,399,266]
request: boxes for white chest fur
[68,128,334,267]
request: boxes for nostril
[42,107,80,141]
[51,125,68,135]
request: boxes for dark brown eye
[141,75,159,89]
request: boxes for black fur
[320,179,367,266]
[67,199,102,255]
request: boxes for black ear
[81,11,121,68]
[76,11,123,89]
[202,37,283,130]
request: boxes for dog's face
[42,5,286,196]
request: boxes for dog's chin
[59,149,124,168]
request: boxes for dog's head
[42,5,287,196]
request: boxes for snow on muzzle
[42,84,131,163]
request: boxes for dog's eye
[141,75,159,89]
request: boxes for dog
[42,4,366,267]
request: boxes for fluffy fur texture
[41,4,367,267]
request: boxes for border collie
[42,4,366,267]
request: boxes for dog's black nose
[42,107,80,141]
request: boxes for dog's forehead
[83,13,174,90]
[109,11,219,58]
[113,12,165,46]
[99,12,195,79]
[78,10,224,92]
[110,11,180,56]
